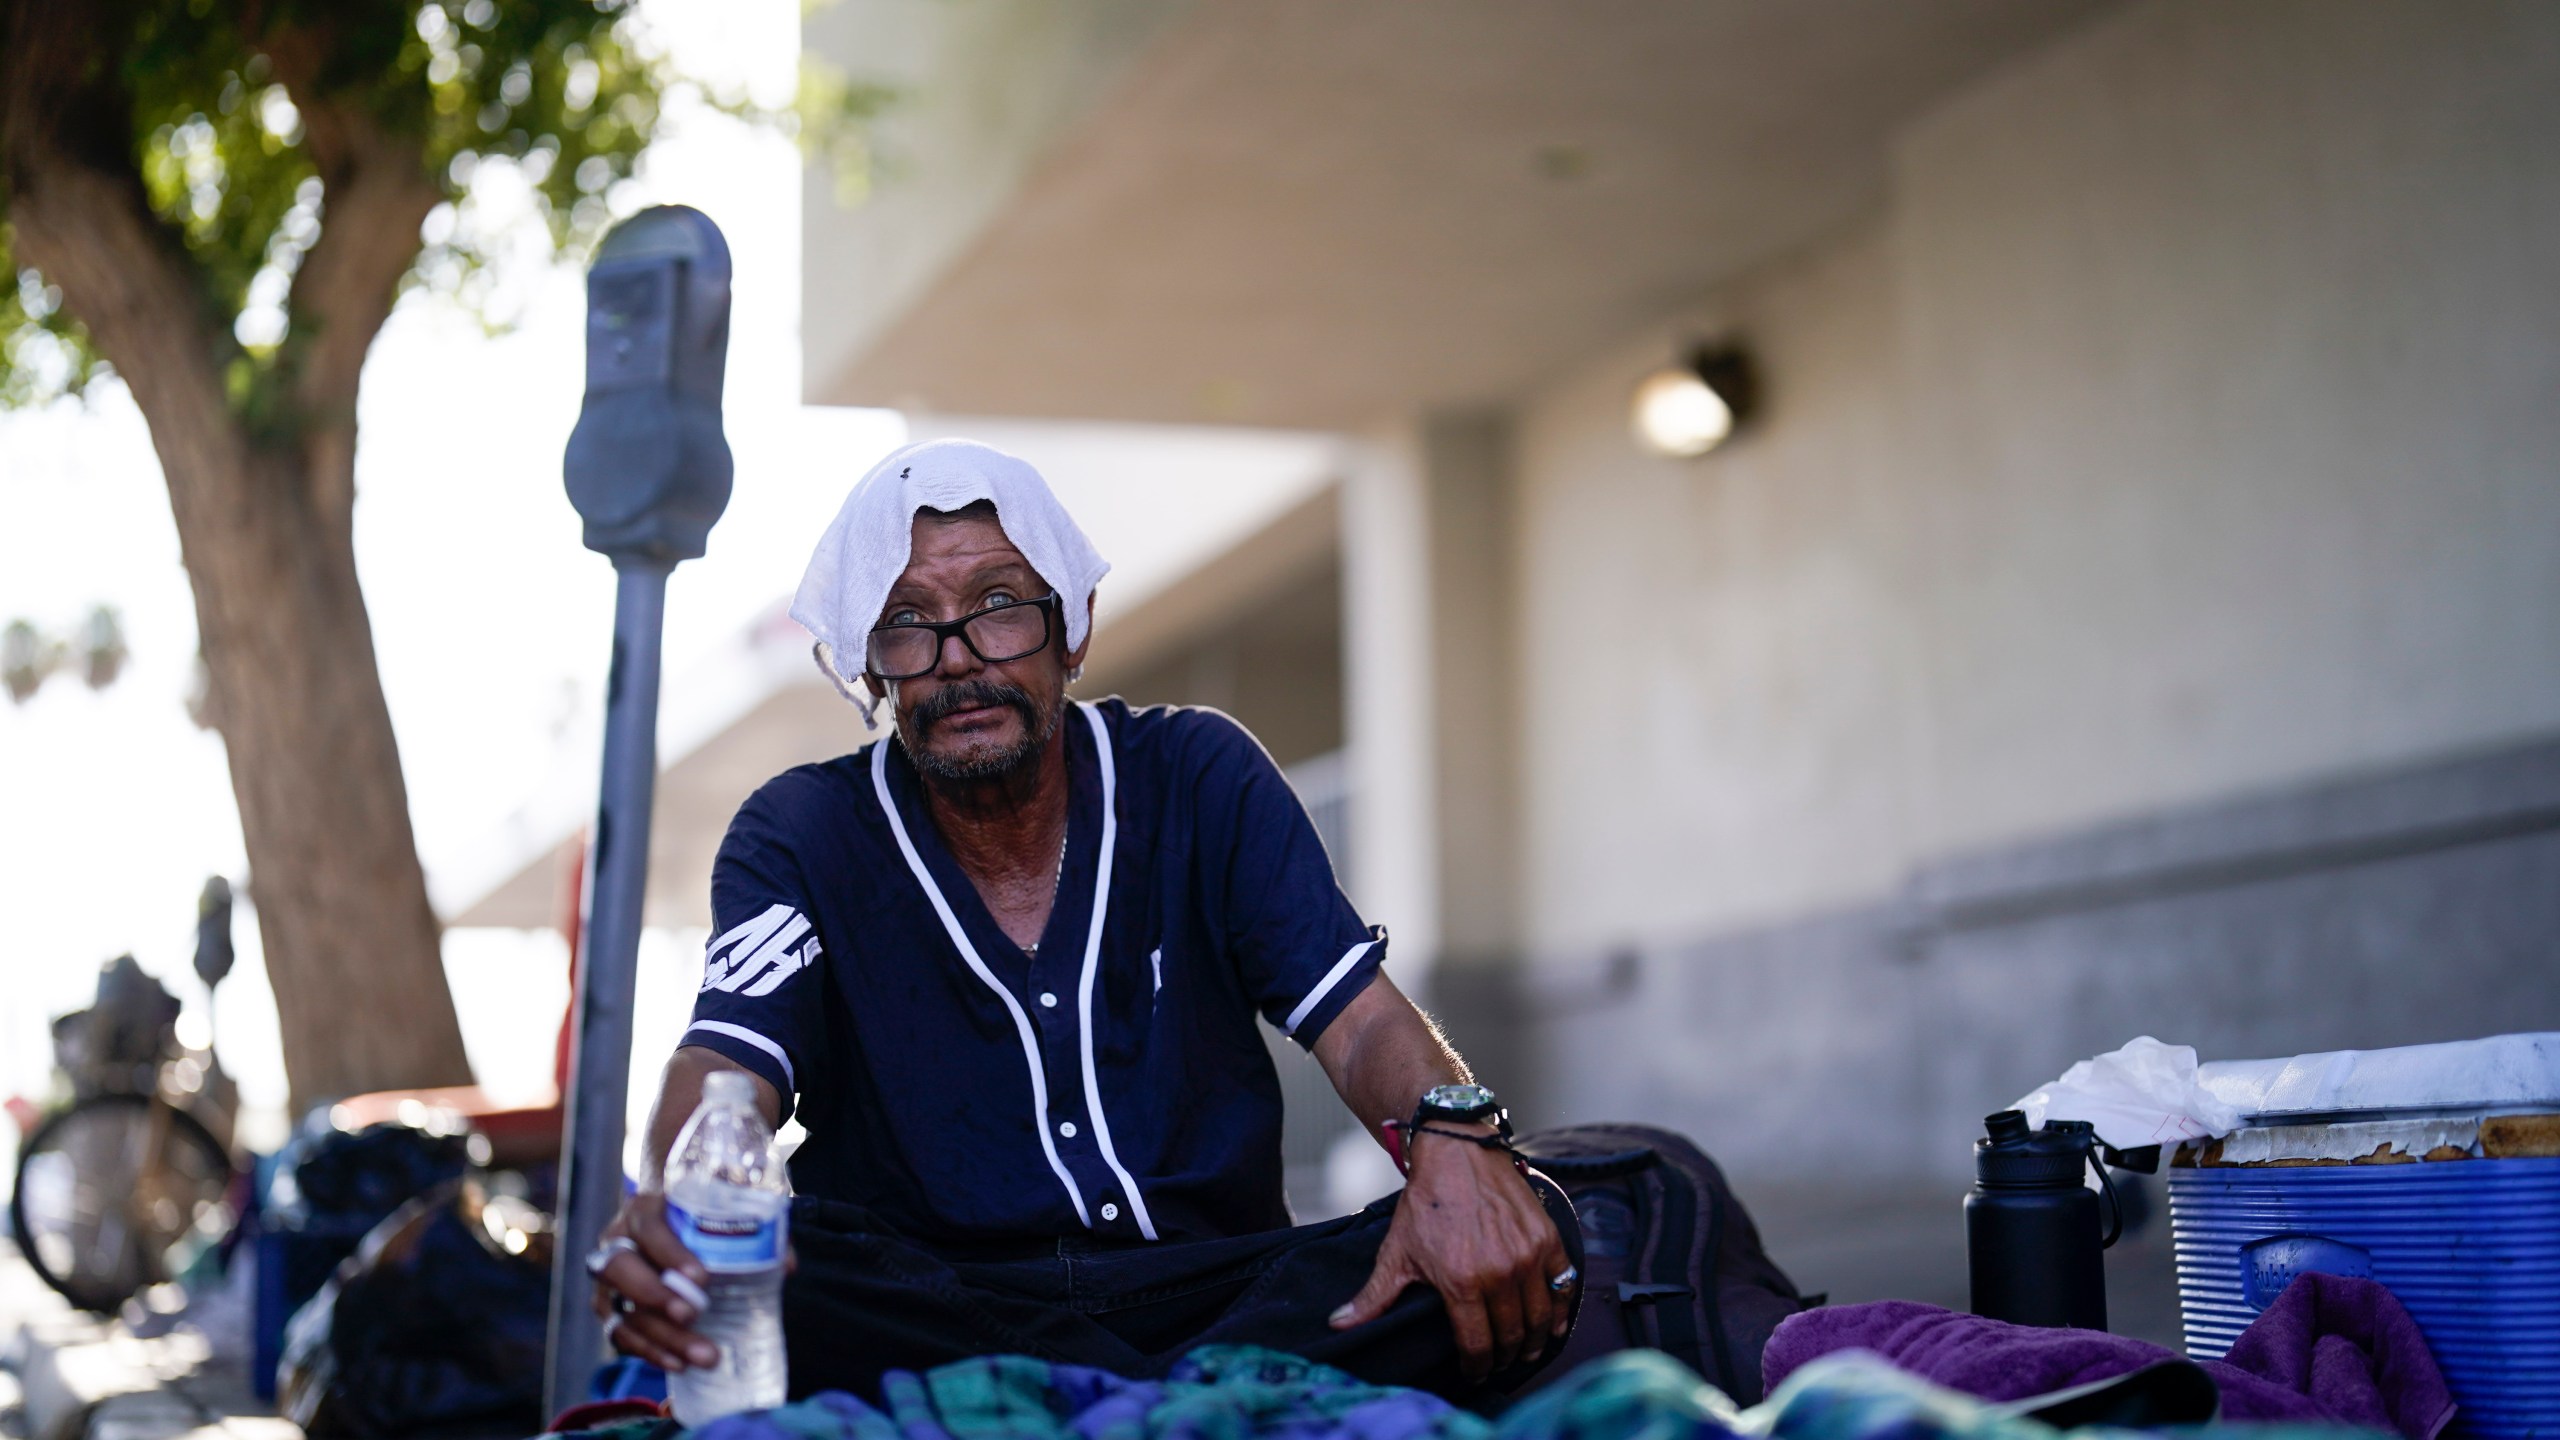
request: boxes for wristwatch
[1413,1082,1510,1136]
[1382,1083,1519,1174]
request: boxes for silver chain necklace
[1021,825,1070,959]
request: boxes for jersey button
[1100,1202,1120,1222]
[1039,992,1058,1008]
[1058,1121,1078,1138]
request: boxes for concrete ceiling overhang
[806,0,2112,429]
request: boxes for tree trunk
[3,0,476,1110]
[188,446,479,1110]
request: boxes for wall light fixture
[1631,345,1757,458]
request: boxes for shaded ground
[0,1240,289,1440]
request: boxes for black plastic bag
[261,1120,480,1378]
[278,1179,553,1439]
[269,1120,473,1231]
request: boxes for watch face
[1423,1083,1499,1117]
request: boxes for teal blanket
[552,1346,2378,1440]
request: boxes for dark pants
[782,1179,1583,1406]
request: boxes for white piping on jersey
[871,736,1091,1228]
[682,1021,799,1092]
[1074,701,1159,1240]
[1283,938,1378,1037]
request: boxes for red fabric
[545,1397,667,1433]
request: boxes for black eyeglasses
[865,592,1060,680]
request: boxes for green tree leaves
[0,0,884,427]
[0,228,111,405]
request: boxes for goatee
[904,679,1060,782]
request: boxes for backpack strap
[1695,1176,1739,1397]
[1643,1152,1716,1391]
[1519,1144,1657,1181]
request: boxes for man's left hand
[1328,1125,1575,1381]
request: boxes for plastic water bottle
[663,1070,790,1422]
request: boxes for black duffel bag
[1517,1123,1814,1404]
[277,1179,552,1438]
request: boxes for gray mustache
[913,680,1039,732]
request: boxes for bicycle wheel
[9,1094,235,1313]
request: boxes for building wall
[1516,218,1924,953]
[1889,0,2560,863]
[1101,556,1346,770]
[1423,416,1528,964]
[1514,0,2560,955]
[1496,0,2560,1173]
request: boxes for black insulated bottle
[1966,1109,2111,1331]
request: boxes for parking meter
[193,875,234,993]
[565,206,734,561]
[546,205,734,1416]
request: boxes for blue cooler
[2166,1034,2560,1440]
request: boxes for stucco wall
[1516,221,1924,953]
[1512,0,2560,959]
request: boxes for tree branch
[268,29,439,488]
[261,36,439,525]
[1,0,241,468]
[281,105,439,429]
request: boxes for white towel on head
[792,438,1110,699]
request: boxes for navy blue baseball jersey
[680,699,1385,1247]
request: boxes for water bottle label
[667,1197,785,1271]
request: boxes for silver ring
[585,1235,640,1278]
[601,1312,625,1345]
[1548,1264,1579,1294]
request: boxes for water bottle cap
[1975,1114,2099,1186]
[703,1070,757,1106]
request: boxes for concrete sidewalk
[0,1243,293,1440]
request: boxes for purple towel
[1763,1274,2453,1439]
[2218,1272,2457,1440]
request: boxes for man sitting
[587,439,1581,1403]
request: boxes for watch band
[1380,1118,1527,1176]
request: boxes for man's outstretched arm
[1310,975,1574,1382]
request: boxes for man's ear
[863,673,885,703]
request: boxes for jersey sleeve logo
[701,903,822,997]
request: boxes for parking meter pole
[544,558,670,1416]
[541,204,733,1419]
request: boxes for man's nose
[935,630,980,676]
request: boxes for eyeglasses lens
[865,601,1050,679]
[866,629,932,678]
[967,603,1049,660]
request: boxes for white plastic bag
[2013,1036,2243,1149]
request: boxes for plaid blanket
[548,1345,2382,1440]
